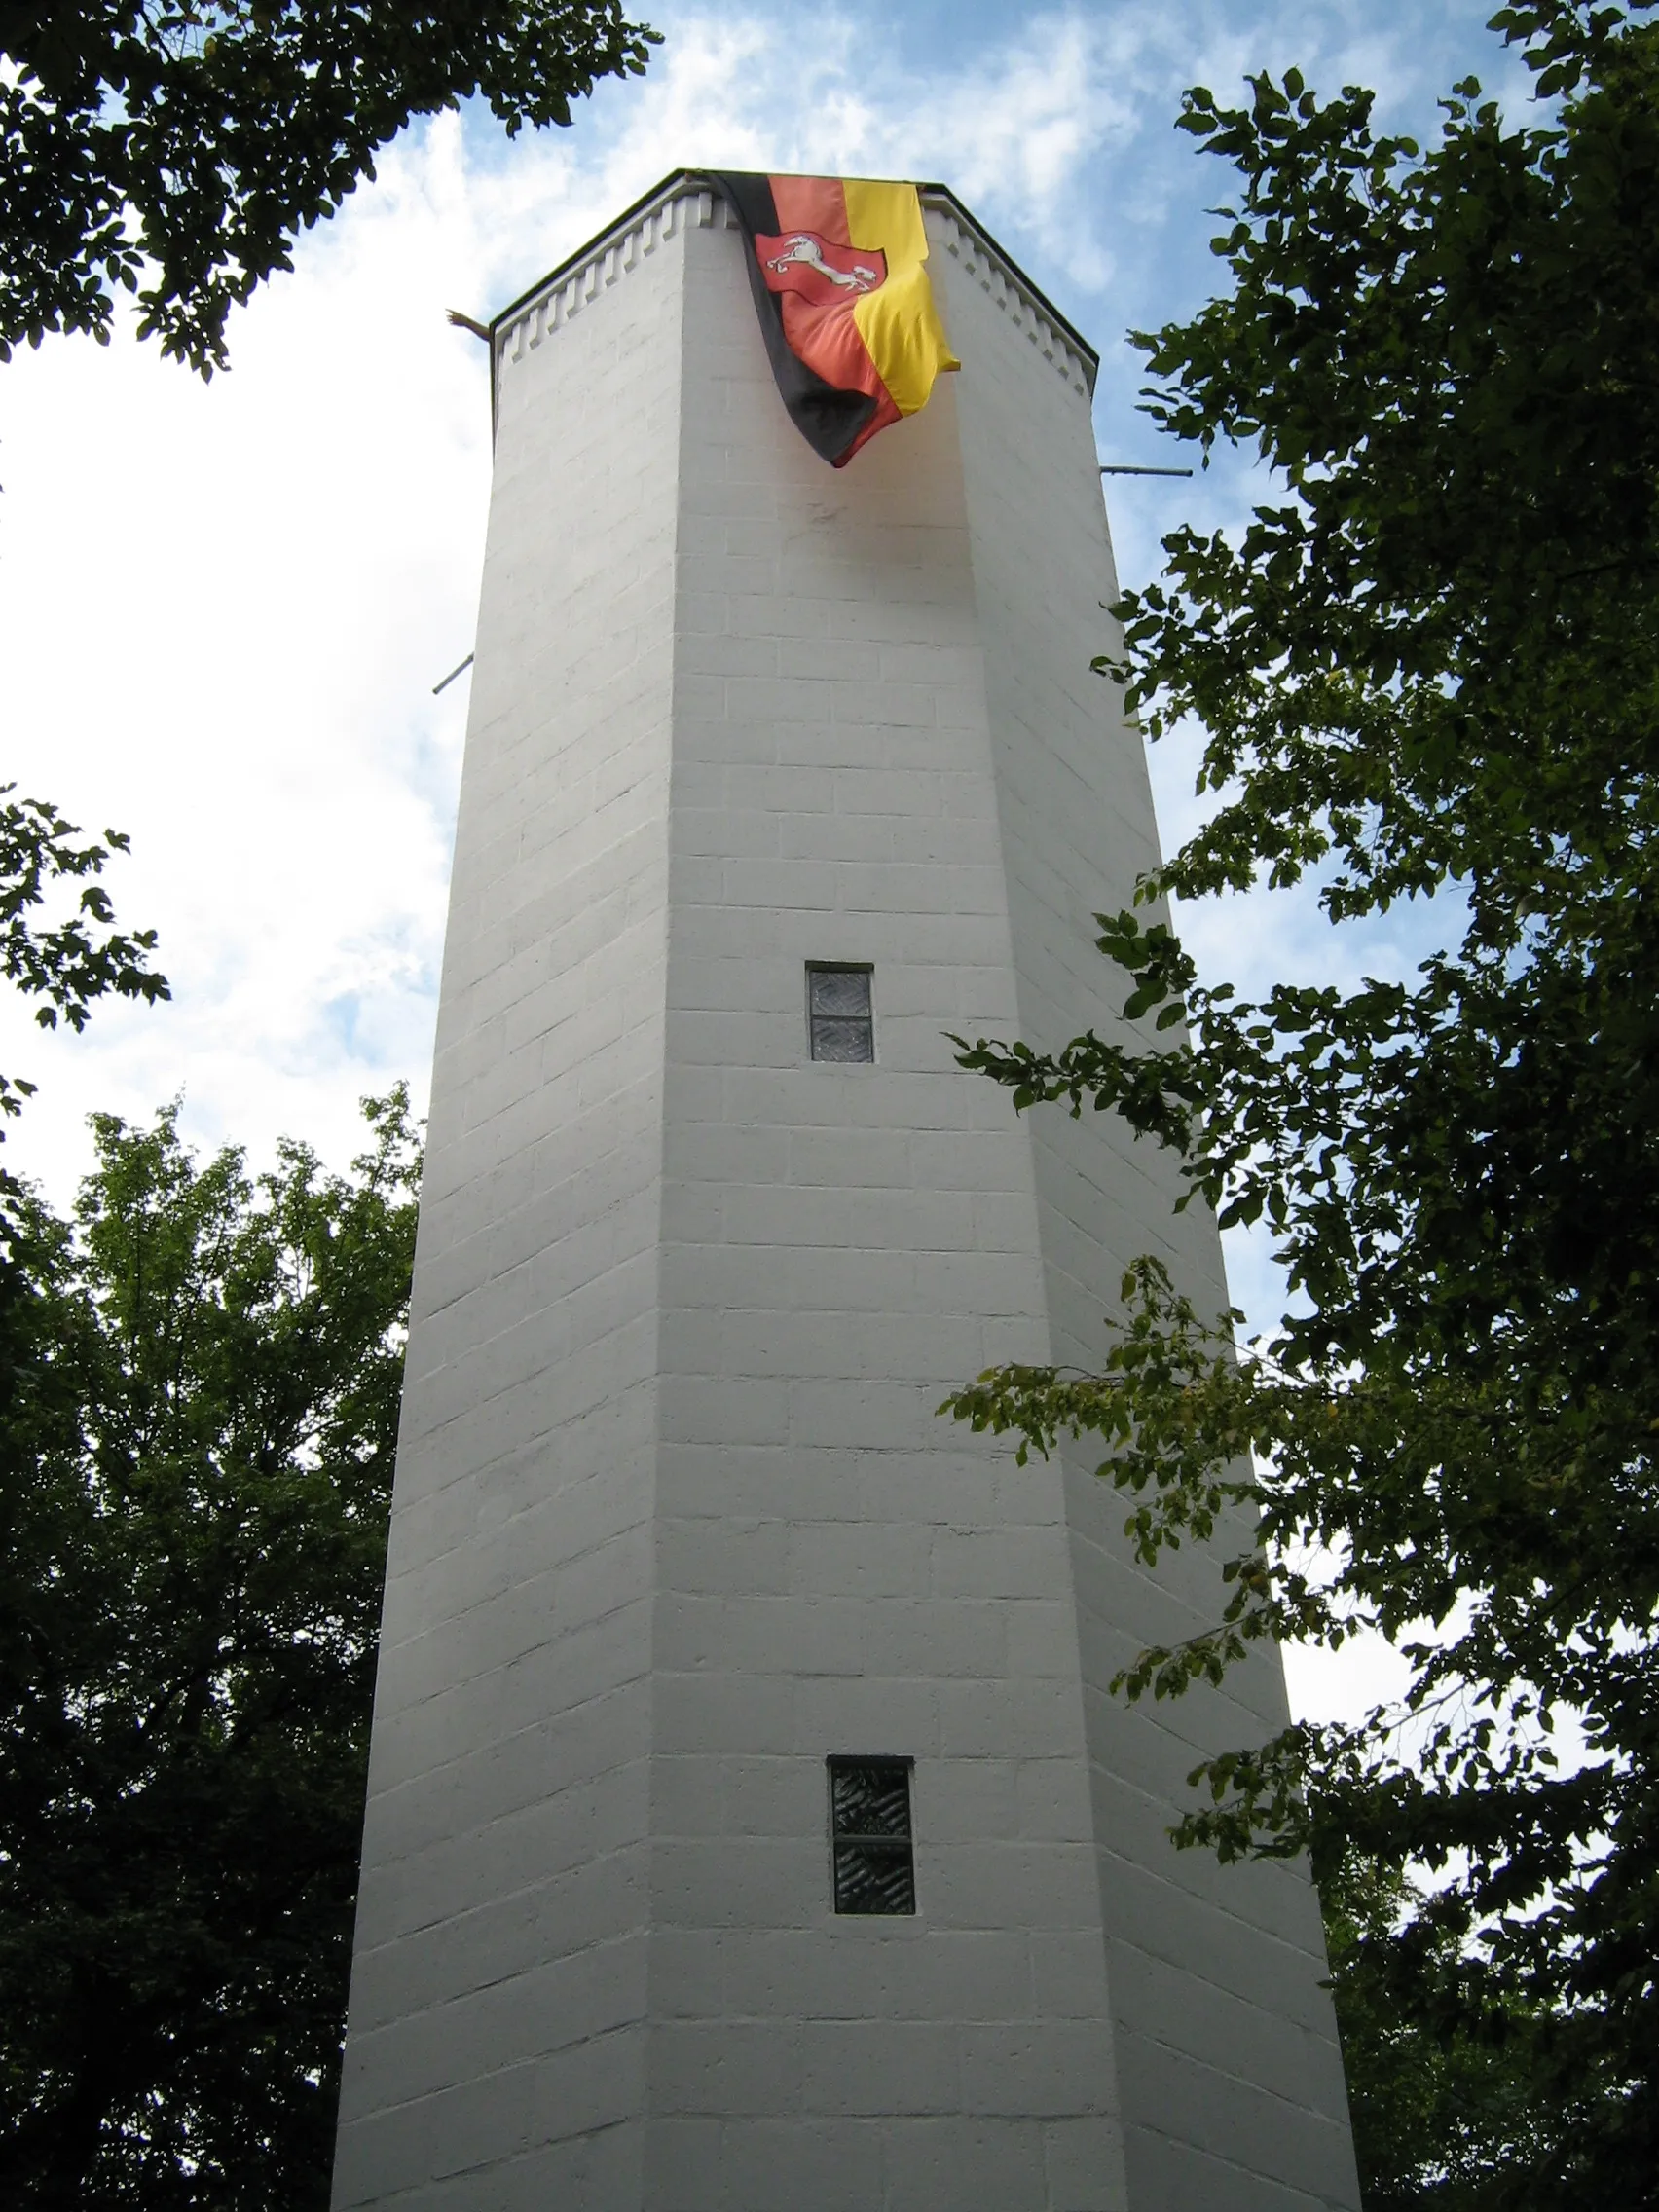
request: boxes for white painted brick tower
[332,174,1360,2212]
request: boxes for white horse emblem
[764,233,881,292]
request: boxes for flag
[708,172,960,468]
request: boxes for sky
[3,0,1537,1713]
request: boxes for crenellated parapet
[489,170,1098,411]
[925,193,1095,400]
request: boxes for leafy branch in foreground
[949,3,1659,2202]
[2,2,660,373]
[0,787,168,1125]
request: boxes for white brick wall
[332,187,686,2212]
[934,211,1359,2211]
[641,209,1123,2210]
[332,179,1358,2212]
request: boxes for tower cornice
[487,169,1099,422]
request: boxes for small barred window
[828,1756,915,1915]
[808,965,874,1062]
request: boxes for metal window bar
[807,965,874,1063]
[828,1756,915,1915]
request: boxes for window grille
[828,1756,915,1914]
[807,965,874,1062]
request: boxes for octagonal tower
[331,174,1360,2212]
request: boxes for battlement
[490,171,1098,412]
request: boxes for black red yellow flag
[708,172,959,468]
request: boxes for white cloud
[1,109,493,1190]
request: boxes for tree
[1319,1858,1578,2211]
[0,785,168,1135]
[0,1089,421,2206]
[1,1,659,375]
[946,3,1659,2201]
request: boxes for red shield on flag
[755,230,887,307]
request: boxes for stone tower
[331,173,1360,2212]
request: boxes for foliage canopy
[0,1091,420,2205]
[948,2,1659,2200]
[1,1,659,373]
